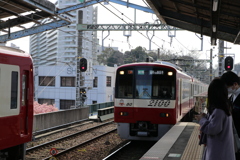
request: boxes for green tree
[107,51,124,67]
[97,47,114,65]
[147,51,158,61]
[97,47,124,67]
[123,46,148,63]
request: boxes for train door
[190,83,193,108]
[21,71,29,135]
[178,79,182,116]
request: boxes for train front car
[0,46,34,160]
[114,62,178,141]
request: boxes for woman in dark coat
[198,78,235,160]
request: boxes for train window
[11,71,18,109]
[22,75,26,106]
[135,68,175,99]
[182,81,190,99]
[115,68,133,98]
[115,67,176,99]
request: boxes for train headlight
[120,112,128,116]
[160,113,169,117]
[120,71,124,75]
[168,71,173,76]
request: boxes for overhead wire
[0,1,92,96]
[1,1,198,84]
[0,0,99,50]
[97,2,162,48]
[2,0,174,54]
[106,2,192,53]
[35,64,69,97]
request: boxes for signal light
[80,88,87,102]
[224,56,234,71]
[80,58,87,72]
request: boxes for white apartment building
[87,65,117,104]
[34,65,116,109]
[30,0,98,66]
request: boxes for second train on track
[114,60,208,141]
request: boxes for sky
[5,0,240,68]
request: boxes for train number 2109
[148,100,170,107]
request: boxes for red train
[114,61,207,141]
[0,46,34,159]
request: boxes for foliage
[34,101,58,115]
[97,44,210,83]
[107,50,124,67]
[97,47,124,66]
[148,51,158,61]
[123,46,148,63]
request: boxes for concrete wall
[33,107,89,132]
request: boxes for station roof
[0,0,57,28]
[146,0,240,45]
[0,0,55,19]
[1,0,240,46]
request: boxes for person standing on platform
[221,71,240,137]
[197,78,235,160]
[221,71,240,160]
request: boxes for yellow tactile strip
[180,123,204,160]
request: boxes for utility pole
[210,49,213,82]
[218,40,224,76]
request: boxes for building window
[61,77,75,87]
[39,76,55,86]
[106,76,111,87]
[60,100,75,109]
[38,99,55,105]
[93,77,98,87]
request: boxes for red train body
[114,61,207,141]
[0,46,34,159]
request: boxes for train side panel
[0,47,33,159]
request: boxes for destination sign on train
[149,70,164,75]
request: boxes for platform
[140,122,204,160]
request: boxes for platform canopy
[146,0,240,45]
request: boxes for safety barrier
[33,107,89,132]
[89,102,114,116]
[98,106,114,122]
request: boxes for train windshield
[115,66,176,99]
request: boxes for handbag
[233,121,240,153]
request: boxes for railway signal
[224,56,234,71]
[80,58,87,72]
[80,88,87,102]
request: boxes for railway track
[102,140,156,160]
[25,121,116,160]
[27,119,113,148]
[44,129,117,160]
[32,119,92,139]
